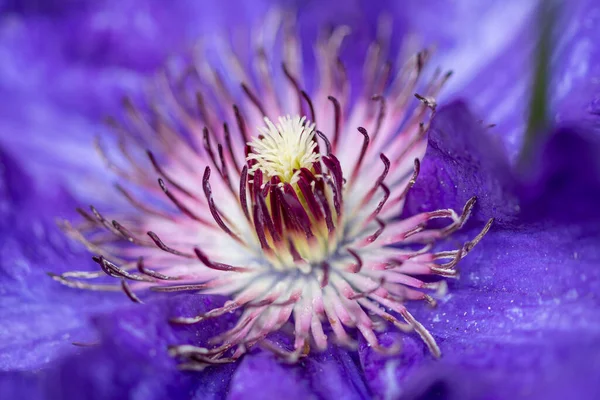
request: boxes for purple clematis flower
[1,0,600,399]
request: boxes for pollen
[247,115,319,184]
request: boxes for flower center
[243,115,338,272]
[247,116,319,184]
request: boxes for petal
[0,371,44,400]
[0,148,126,370]
[518,123,600,222]
[552,0,600,123]
[228,345,370,400]
[403,101,519,226]
[43,294,236,400]
[364,102,600,399]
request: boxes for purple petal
[364,102,600,399]
[43,294,236,400]
[403,102,519,226]
[0,148,126,370]
[229,345,370,400]
[552,0,600,123]
[0,371,44,400]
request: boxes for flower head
[50,10,492,369]
[5,1,599,399]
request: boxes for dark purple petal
[365,102,600,399]
[518,123,600,222]
[0,371,45,400]
[229,345,370,400]
[404,102,520,226]
[43,294,236,400]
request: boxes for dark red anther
[223,122,241,174]
[301,166,324,193]
[147,151,197,200]
[416,50,428,73]
[158,178,213,226]
[252,202,272,251]
[283,183,314,237]
[297,175,323,221]
[76,207,96,224]
[89,206,127,238]
[287,238,303,262]
[137,257,180,280]
[350,127,370,182]
[93,255,152,282]
[256,191,281,243]
[252,168,264,199]
[195,92,212,129]
[414,93,436,110]
[365,218,385,244]
[282,62,305,116]
[321,156,343,215]
[94,255,120,278]
[202,127,221,174]
[301,90,316,126]
[269,177,284,237]
[327,96,342,151]
[203,167,242,243]
[149,281,217,292]
[322,176,341,217]
[299,168,317,183]
[147,231,194,258]
[314,187,335,233]
[347,248,363,273]
[316,130,332,155]
[261,180,271,198]
[193,248,249,272]
[111,219,145,245]
[241,82,267,117]
[217,143,234,193]
[321,156,342,193]
[239,166,251,221]
[121,280,143,303]
[392,158,420,206]
[362,153,390,206]
[320,262,330,288]
[233,105,251,157]
[371,183,390,218]
[312,161,324,183]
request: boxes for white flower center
[247,115,319,184]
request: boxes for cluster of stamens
[51,11,493,369]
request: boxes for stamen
[137,257,180,280]
[350,127,370,182]
[147,151,197,200]
[121,280,144,303]
[241,82,268,117]
[202,167,242,242]
[147,231,194,258]
[327,96,342,150]
[158,178,212,226]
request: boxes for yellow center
[247,115,319,184]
